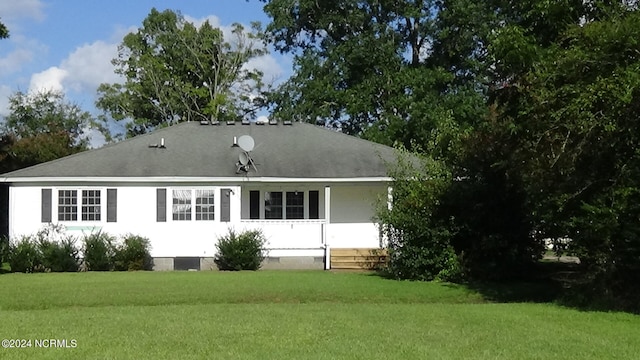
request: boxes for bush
[113,234,153,271]
[82,231,116,271]
[38,237,80,272]
[0,236,9,267]
[214,229,267,271]
[377,151,463,281]
[35,224,79,272]
[7,236,43,273]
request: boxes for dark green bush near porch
[214,229,267,271]
[83,232,116,271]
[113,234,153,271]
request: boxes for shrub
[38,237,80,272]
[34,224,79,272]
[82,231,116,271]
[214,229,267,271]
[377,151,463,281]
[8,236,43,273]
[113,234,153,271]
[0,236,9,267]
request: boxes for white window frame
[81,189,102,221]
[170,187,217,222]
[55,188,105,223]
[285,191,304,219]
[172,189,192,221]
[264,191,283,219]
[58,189,78,221]
[195,189,215,221]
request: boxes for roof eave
[0,176,393,184]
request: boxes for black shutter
[107,189,117,222]
[249,190,260,219]
[41,188,52,223]
[309,190,319,219]
[157,188,166,222]
[221,189,231,222]
[0,185,8,239]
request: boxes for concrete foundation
[260,256,324,270]
[152,257,174,271]
[152,256,324,270]
[200,257,217,271]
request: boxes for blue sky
[0,0,291,127]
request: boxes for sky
[0,0,292,141]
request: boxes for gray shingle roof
[1,122,399,180]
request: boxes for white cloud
[0,33,49,76]
[61,40,121,92]
[29,66,67,93]
[24,39,120,95]
[244,55,284,85]
[0,48,33,74]
[0,0,45,26]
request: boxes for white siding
[326,184,385,248]
[8,182,386,258]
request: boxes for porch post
[380,185,393,248]
[324,185,331,270]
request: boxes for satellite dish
[239,152,249,166]
[237,135,255,152]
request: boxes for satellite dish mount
[236,135,258,174]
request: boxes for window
[169,188,216,221]
[286,192,304,219]
[309,190,319,219]
[249,191,260,219]
[58,190,77,221]
[82,190,101,221]
[246,190,321,220]
[195,190,215,221]
[57,189,104,222]
[172,190,192,221]
[264,191,283,219]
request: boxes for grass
[0,271,639,359]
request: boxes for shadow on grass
[369,260,583,304]
[464,261,584,303]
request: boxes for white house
[0,121,397,270]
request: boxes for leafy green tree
[262,0,640,290]
[0,90,90,173]
[262,0,482,146]
[0,19,8,39]
[492,8,640,307]
[97,8,269,137]
[4,90,91,142]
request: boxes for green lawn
[0,271,638,359]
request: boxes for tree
[492,9,640,307]
[262,0,640,291]
[0,19,8,39]
[0,90,91,173]
[262,0,484,145]
[96,8,269,137]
